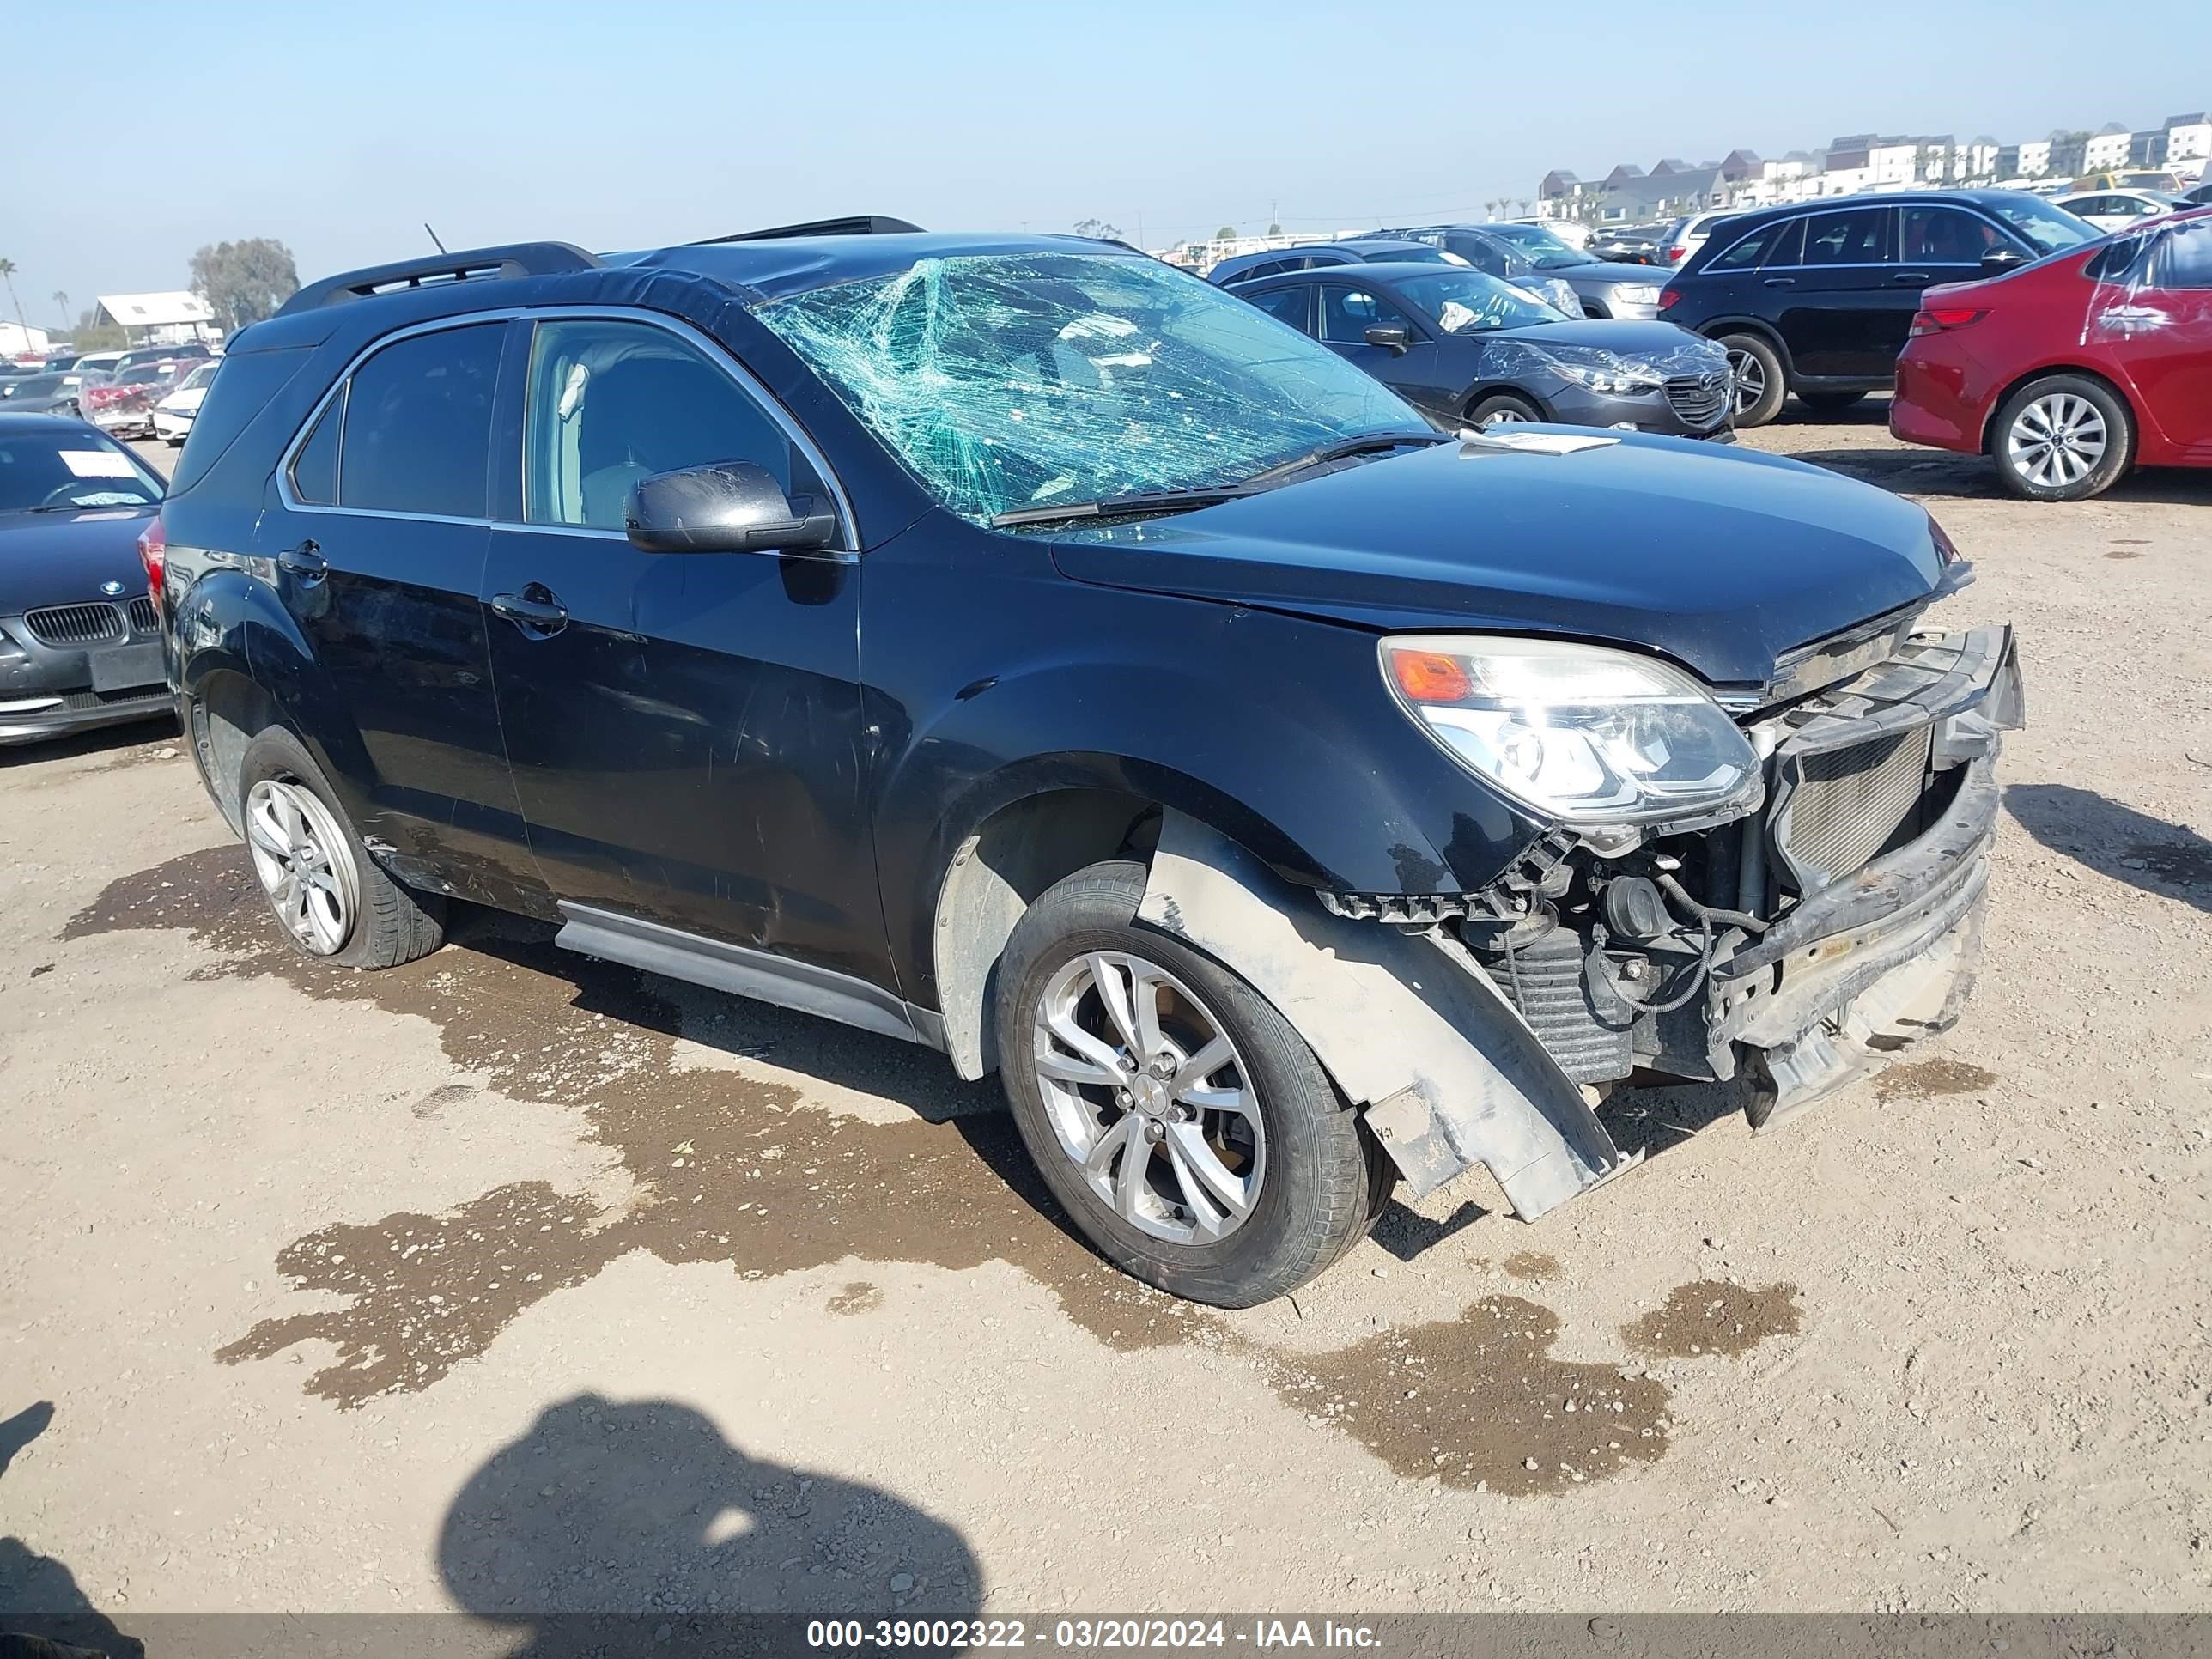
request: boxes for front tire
[236,727,445,969]
[1467,391,1543,428]
[1991,374,2134,501]
[1716,331,1786,427]
[994,860,1379,1307]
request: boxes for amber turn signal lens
[1389,650,1472,703]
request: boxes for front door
[2098,218,2212,464]
[477,314,884,984]
[253,319,540,910]
[1316,283,1454,419]
[1772,204,1896,380]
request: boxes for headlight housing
[1527,343,1665,395]
[1612,283,1662,307]
[1380,635,1762,824]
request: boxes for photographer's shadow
[441,1395,978,1656]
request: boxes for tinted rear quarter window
[338,324,503,518]
[290,392,342,504]
[2156,222,2212,289]
[1709,217,1801,271]
[167,347,313,495]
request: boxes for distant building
[2166,113,2211,165]
[96,291,217,346]
[2083,123,2133,171]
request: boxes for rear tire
[1717,331,1787,427]
[1467,391,1544,428]
[994,860,1378,1307]
[1990,374,2134,502]
[235,727,444,969]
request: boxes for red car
[1891,208,2212,501]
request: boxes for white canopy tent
[96,291,217,345]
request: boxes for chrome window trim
[273,305,859,554]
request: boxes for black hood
[1049,435,1950,690]
[0,507,158,612]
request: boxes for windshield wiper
[990,484,1261,529]
[1236,431,1446,489]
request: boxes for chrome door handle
[1893,270,1932,283]
[276,539,326,580]
[489,587,568,635]
[1762,276,1796,288]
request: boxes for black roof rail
[691,215,924,246]
[275,242,605,318]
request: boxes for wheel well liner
[932,787,1158,1080]
[1978,364,2137,455]
[185,669,277,836]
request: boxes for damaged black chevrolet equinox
[150,221,2024,1307]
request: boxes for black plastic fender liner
[1134,810,1638,1218]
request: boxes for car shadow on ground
[2006,782,2212,915]
[0,1403,143,1658]
[1784,444,2212,505]
[438,1395,979,1648]
[0,719,176,773]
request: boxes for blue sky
[3,0,2207,328]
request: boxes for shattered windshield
[1480,224,1595,270]
[758,252,1429,526]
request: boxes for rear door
[1773,204,1896,379]
[2098,220,2212,463]
[477,312,883,981]
[252,319,540,909]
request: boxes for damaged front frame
[1136,809,1639,1217]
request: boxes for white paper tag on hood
[1455,429,1621,456]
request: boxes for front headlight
[1612,283,1662,307]
[1528,344,1664,395]
[1380,635,1761,824]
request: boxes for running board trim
[553,902,940,1051]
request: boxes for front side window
[1804,208,1890,264]
[1319,285,1413,344]
[758,252,1425,526]
[337,324,501,518]
[1900,205,2014,263]
[523,318,823,532]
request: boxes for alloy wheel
[244,778,358,956]
[1479,407,1532,426]
[2007,392,2109,489]
[1030,951,1266,1246]
[1725,348,1765,415]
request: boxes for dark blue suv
[150,220,2024,1307]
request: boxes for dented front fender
[1136,810,1638,1219]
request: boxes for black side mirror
[1364,325,1412,353]
[623,461,838,556]
[1979,246,2027,277]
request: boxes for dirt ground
[3,410,2208,1632]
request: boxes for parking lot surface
[3,413,2208,1624]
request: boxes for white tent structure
[96,291,217,346]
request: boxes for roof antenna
[423,222,448,254]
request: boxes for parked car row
[1,349,215,439]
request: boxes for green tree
[0,258,25,343]
[72,306,126,351]
[188,236,301,332]
[1072,217,1127,242]
[1214,224,1236,240]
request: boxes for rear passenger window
[289,392,341,505]
[1247,286,1313,333]
[338,324,502,519]
[2155,224,2212,289]
[1710,218,1801,270]
[1803,208,1889,265]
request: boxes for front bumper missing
[1141,623,2023,1224]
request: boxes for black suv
[152,221,2023,1308]
[1657,190,2099,424]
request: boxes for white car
[1660,210,1741,266]
[151,360,219,445]
[70,349,129,378]
[2053,189,2181,233]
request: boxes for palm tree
[0,259,25,344]
[52,289,68,329]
